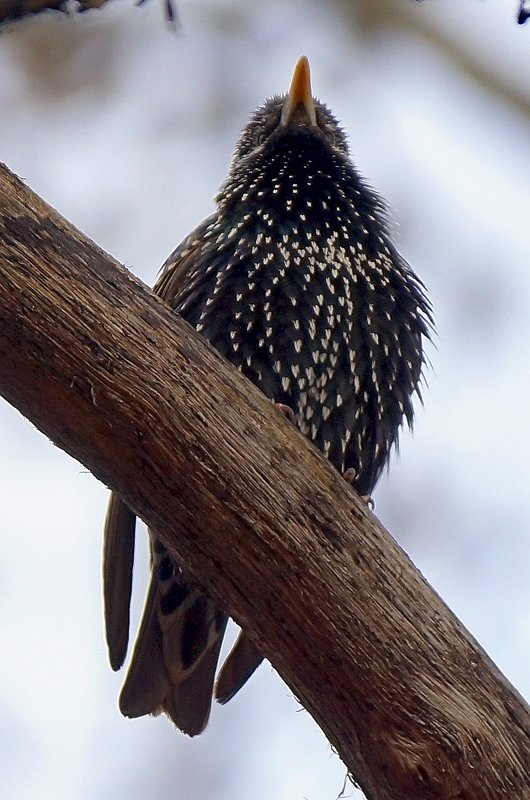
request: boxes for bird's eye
[256,120,278,145]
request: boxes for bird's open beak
[280,56,317,128]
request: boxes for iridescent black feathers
[103,56,432,736]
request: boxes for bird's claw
[343,467,374,510]
[274,402,296,425]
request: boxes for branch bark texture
[1,161,529,800]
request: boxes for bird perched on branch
[103,56,432,737]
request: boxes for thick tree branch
[0,161,529,800]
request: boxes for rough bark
[1,161,529,799]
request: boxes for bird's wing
[154,215,217,305]
[157,223,271,711]
[103,492,137,671]
[103,216,251,734]
[215,630,263,705]
[102,223,212,672]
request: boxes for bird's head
[217,57,354,209]
[236,56,348,159]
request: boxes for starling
[103,56,432,736]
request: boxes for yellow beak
[280,56,317,128]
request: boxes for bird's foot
[274,402,296,425]
[343,468,374,510]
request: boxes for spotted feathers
[103,56,432,737]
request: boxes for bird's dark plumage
[103,56,432,736]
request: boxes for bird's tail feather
[104,492,264,735]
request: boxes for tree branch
[1,160,529,799]
[0,0,177,25]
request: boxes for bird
[103,55,433,737]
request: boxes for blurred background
[1,1,529,798]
